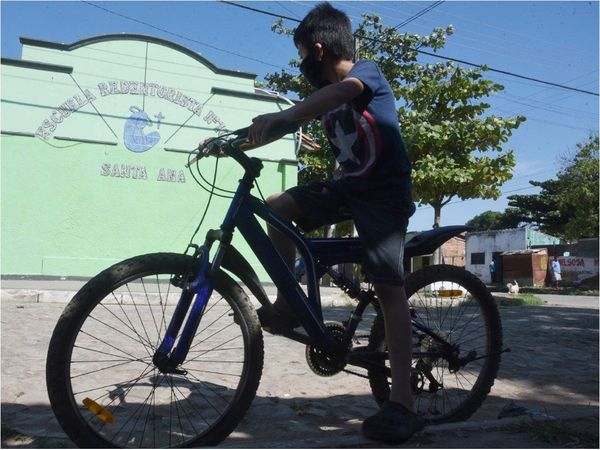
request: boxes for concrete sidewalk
[1,281,598,448]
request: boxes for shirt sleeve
[346,60,383,104]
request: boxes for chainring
[305,322,349,377]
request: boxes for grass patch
[519,286,599,296]
[510,419,599,448]
[494,293,545,306]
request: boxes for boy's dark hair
[293,2,354,61]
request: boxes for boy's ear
[313,42,324,61]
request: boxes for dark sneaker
[256,305,300,332]
[362,401,425,443]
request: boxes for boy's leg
[266,192,300,271]
[372,283,414,410]
[362,282,425,443]
[265,192,303,316]
[264,185,344,317]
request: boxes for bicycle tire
[46,252,264,448]
[367,264,502,424]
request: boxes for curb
[0,287,353,308]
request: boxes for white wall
[465,229,527,283]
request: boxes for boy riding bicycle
[247,2,423,443]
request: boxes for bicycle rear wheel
[46,253,264,448]
[368,264,502,424]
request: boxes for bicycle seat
[404,225,471,258]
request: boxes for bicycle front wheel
[46,253,264,448]
[368,264,502,424]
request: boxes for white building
[466,228,561,284]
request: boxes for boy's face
[296,42,328,89]
[297,43,309,60]
[296,42,325,60]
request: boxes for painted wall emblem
[123,106,161,153]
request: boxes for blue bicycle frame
[154,138,344,371]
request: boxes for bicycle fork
[153,245,213,374]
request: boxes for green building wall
[1,34,298,280]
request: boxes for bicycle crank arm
[264,326,312,346]
[347,351,391,377]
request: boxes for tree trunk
[432,203,442,264]
[433,203,442,229]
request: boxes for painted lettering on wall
[34,80,226,141]
[100,163,186,183]
[157,168,186,183]
[96,81,205,118]
[555,256,599,283]
[101,163,148,180]
[35,90,97,139]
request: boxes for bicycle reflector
[83,397,115,424]
[438,289,464,297]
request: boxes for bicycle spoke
[51,255,262,448]
[87,314,155,354]
[125,283,155,354]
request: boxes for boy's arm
[248,78,364,146]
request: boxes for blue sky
[2,1,598,232]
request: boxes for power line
[369,1,592,70]
[361,1,444,54]
[412,48,599,96]
[393,1,445,30]
[81,0,286,71]
[219,0,299,22]
[220,1,599,97]
[276,1,301,21]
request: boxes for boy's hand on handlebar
[198,137,226,157]
[248,112,293,147]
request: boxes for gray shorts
[286,179,415,286]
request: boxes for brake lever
[185,138,228,168]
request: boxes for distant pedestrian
[489,260,496,284]
[551,257,562,289]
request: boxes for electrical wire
[78,0,598,97]
[221,0,599,97]
[81,0,287,71]
[392,1,445,30]
[185,133,239,246]
[185,130,275,245]
[186,151,220,247]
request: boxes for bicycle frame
[225,178,338,347]
[154,150,343,371]
[153,133,468,373]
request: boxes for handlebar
[186,122,300,177]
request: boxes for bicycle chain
[343,368,370,379]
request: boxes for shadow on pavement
[1,303,597,448]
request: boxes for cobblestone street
[1,286,598,448]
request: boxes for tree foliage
[263,14,525,228]
[508,134,599,240]
[465,209,522,231]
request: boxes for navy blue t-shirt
[321,60,411,189]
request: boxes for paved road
[1,283,598,448]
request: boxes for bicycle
[46,124,507,448]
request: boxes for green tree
[264,14,525,228]
[507,179,566,237]
[557,134,599,239]
[507,134,599,240]
[465,209,522,231]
